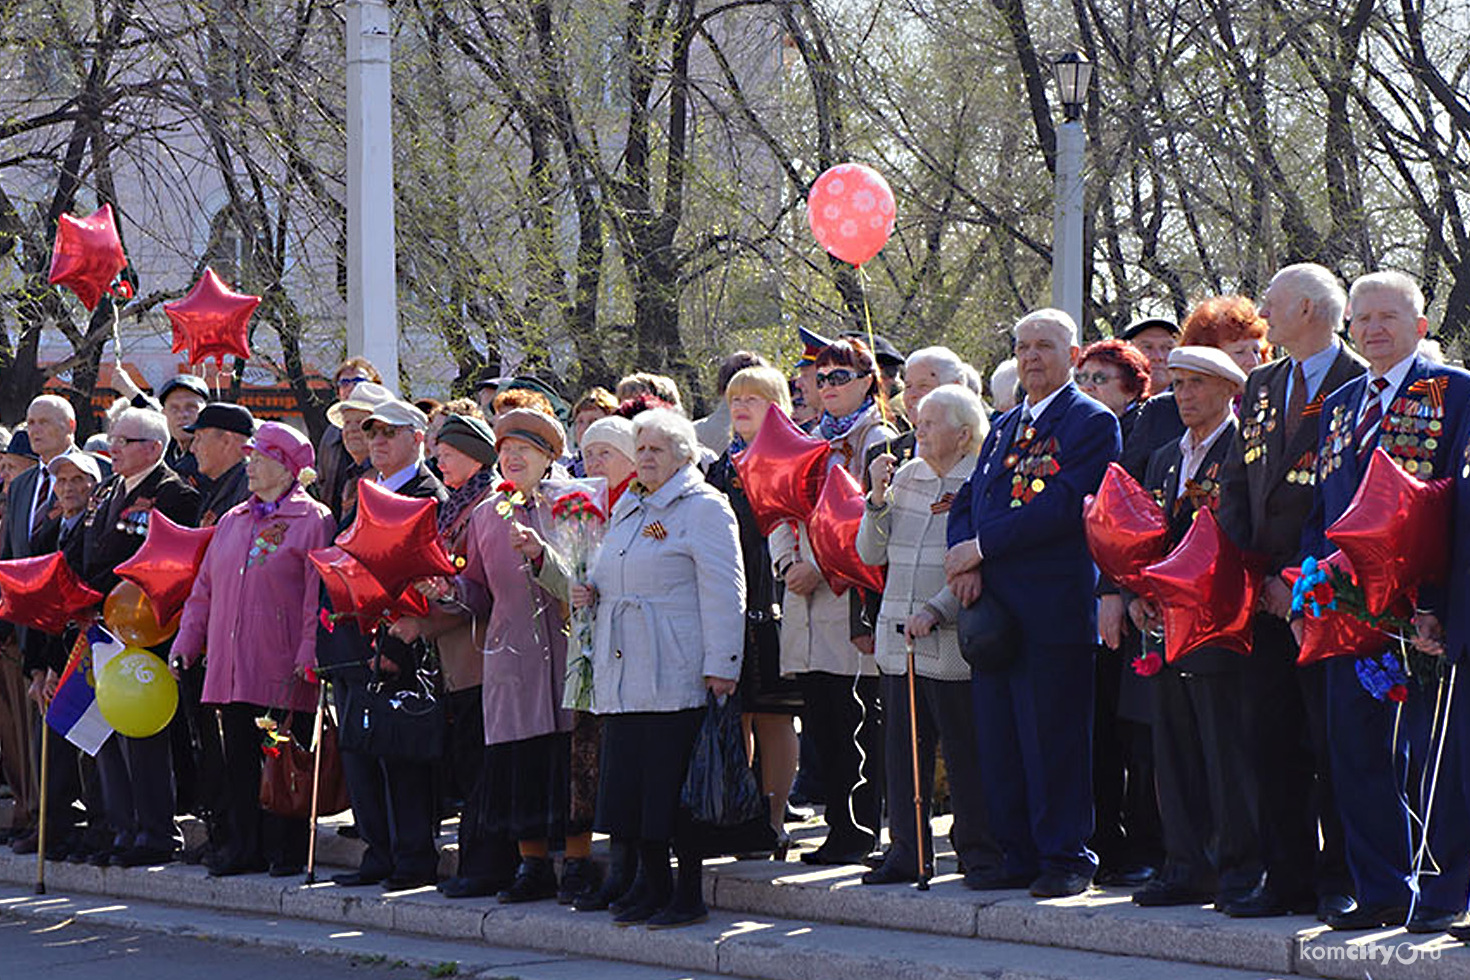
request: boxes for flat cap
[1168,345,1247,387]
[184,402,256,436]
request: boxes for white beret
[1168,345,1248,387]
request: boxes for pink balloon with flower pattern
[807,163,896,266]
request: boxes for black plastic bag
[680,692,765,827]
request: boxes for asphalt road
[0,915,450,980]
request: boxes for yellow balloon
[95,648,179,738]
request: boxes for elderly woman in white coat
[857,385,1003,887]
[568,409,745,929]
[771,337,897,865]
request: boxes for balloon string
[1409,662,1455,920]
[855,263,892,457]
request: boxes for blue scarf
[818,399,874,441]
[727,434,749,456]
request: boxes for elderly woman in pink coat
[174,422,335,878]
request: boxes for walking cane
[905,637,929,890]
[305,681,327,885]
[35,714,50,895]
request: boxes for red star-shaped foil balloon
[0,552,103,635]
[732,402,830,535]
[1282,550,1411,665]
[114,514,216,627]
[1139,508,1261,664]
[48,204,130,311]
[807,465,886,597]
[309,545,431,630]
[335,480,458,600]
[165,267,259,368]
[1326,447,1451,617]
[1085,462,1170,593]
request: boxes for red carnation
[1312,582,1334,605]
[496,480,517,494]
[1132,651,1164,678]
[317,607,335,633]
[262,744,282,758]
[1387,684,1409,703]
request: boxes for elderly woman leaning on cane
[856,385,1003,888]
[172,423,336,878]
[537,409,746,929]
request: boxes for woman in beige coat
[770,337,897,865]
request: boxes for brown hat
[493,408,565,459]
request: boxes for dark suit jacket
[1300,356,1470,624]
[197,461,251,527]
[1,464,48,562]
[948,383,1121,647]
[20,512,88,676]
[80,463,201,595]
[1140,419,1241,673]
[1120,392,1186,483]
[316,463,448,674]
[1217,346,1366,574]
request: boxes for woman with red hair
[1076,339,1152,440]
[1181,296,1272,378]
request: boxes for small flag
[45,623,124,756]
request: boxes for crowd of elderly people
[5,261,1470,940]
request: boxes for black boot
[577,839,635,912]
[647,841,708,929]
[497,856,558,904]
[613,840,671,926]
[558,857,604,905]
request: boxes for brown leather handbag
[259,713,351,819]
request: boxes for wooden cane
[35,713,50,895]
[304,682,327,884]
[905,637,929,890]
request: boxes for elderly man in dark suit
[318,398,448,891]
[1215,263,1363,920]
[82,407,200,867]
[0,395,82,842]
[945,308,1121,898]
[1296,271,1470,933]
[1127,346,1262,909]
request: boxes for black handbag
[337,664,447,761]
[957,591,1022,672]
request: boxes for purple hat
[246,422,317,484]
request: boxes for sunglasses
[366,424,406,439]
[815,368,870,389]
[1075,370,1118,386]
[336,375,369,387]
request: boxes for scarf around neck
[818,399,874,441]
[438,467,497,537]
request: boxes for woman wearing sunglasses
[770,337,897,866]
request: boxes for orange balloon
[104,580,180,648]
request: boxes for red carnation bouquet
[547,478,610,710]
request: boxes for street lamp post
[1050,51,1092,333]
[346,0,400,392]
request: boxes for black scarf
[437,466,497,538]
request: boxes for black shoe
[111,845,174,868]
[1095,864,1156,888]
[608,878,649,916]
[267,863,303,878]
[10,832,38,855]
[612,902,659,926]
[557,858,603,905]
[861,862,920,886]
[799,843,871,867]
[498,857,557,904]
[439,875,506,899]
[88,847,117,867]
[208,858,267,877]
[1325,903,1408,931]
[963,868,1033,891]
[1448,917,1470,942]
[332,869,389,887]
[784,804,816,823]
[179,843,212,865]
[383,870,437,890]
[1220,887,1317,918]
[1316,893,1356,921]
[1030,871,1092,898]
[335,824,360,839]
[1132,879,1214,907]
[1406,906,1463,934]
[646,903,709,929]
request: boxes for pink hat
[246,422,317,484]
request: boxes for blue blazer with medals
[947,382,1121,646]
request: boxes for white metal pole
[1050,120,1085,331]
[346,0,400,393]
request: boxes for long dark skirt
[474,731,570,843]
[595,709,702,842]
[569,711,601,836]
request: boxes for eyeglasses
[366,424,405,439]
[1075,370,1119,386]
[815,368,870,389]
[107,434,152,447]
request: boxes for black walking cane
[305,681,327,884]
[905,637,929,890]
